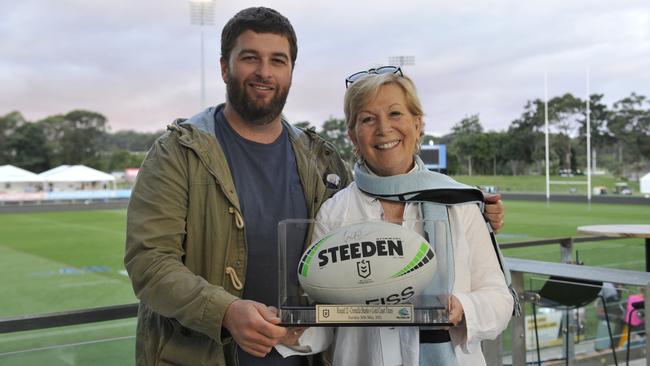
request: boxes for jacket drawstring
[228,207,244,229]
[225,267,243,290]
[226,207,243,290]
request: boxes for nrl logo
[356,259,371,278]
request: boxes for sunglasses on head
[345,66,403,88]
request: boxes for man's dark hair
[221,7,298,66]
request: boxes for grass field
[0,209,135,317]
[0,201,647,364]
[455,174,642,196]
[498,200,649,271]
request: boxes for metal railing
[0,304,137,334]
[482,235,650,366]
[501,258,650,366]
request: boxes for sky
[1,0,649,136]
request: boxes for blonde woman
[278,67,513,365]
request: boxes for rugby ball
[297,221,436,304]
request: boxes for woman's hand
[278,327,306,346]
[448,295,465,326]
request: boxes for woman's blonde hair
[343,72,425,134]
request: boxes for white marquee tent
[641,172,650,196]
[0,165,44,193]
[39,165,116,192]
[39,165,71,178]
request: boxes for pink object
[625,294,644,327]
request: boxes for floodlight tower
[586,67,592,204]
[189,0,215,109]
[389,55,415,67]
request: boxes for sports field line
[58,279,122,288]
[0,335,135,357]
[0,319,135,344]
[596,259,646,269]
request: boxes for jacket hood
[176,103,302,142]
[179,105,220,136]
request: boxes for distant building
[124,168,140,184]
[641,172,650,197]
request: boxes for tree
[574,94,613,172]
[318,117,354,163]
[292,121,312,130]
[36,114,68,167]
[0,111,26,164]
[577,94,611,146]
[101,149,146,172]
[449,114,483,175]
[608,93,650,177]
[506,99,549,175]
[60,110,108,166]
[31,110,109,169]
[421,134,436,146]
[6,122,50,172]
[547,93,584,170]
[479,132,508,176]
[101,130,162,152]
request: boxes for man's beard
[226,73,290,126]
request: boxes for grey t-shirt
[214,109,308,366]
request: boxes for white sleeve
[275,327,334,357]
[449,205,513,354]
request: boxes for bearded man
[125,7,351,366]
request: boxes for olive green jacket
[125,105,351,366]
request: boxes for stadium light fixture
[189,0,215,109]
[388,56,415,67]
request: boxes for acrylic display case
[277,219,453,327]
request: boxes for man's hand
[278,327,306,346]
[222,300,287,357]
[484,193,505,233]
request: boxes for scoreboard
[420,144,446,171]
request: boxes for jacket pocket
[158,322,223,366]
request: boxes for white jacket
[278,182,513,365]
